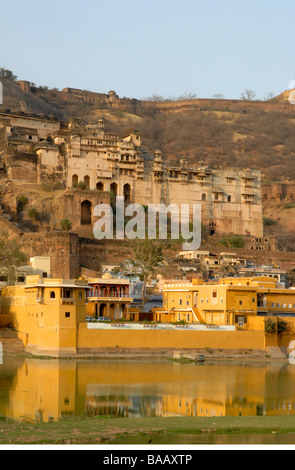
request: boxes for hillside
[2,79,295,182]
[2,77,295,245]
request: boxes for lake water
[1,358,295,424]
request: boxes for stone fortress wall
[58,87,295,115]
[17,81,295,116]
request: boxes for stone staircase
[266,346,289,360]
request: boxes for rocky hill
[2,74,295,245]
[2,77,295,183]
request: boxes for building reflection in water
[1,360,295,422]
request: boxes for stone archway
[110,303,116,320]
[110,182,118,198]
[99,303,108,318]
[72,174,79,187]
[81,200,92,225]
[84,175,90,190]
[97,182,104,192]
[119,303,127,319]
[123,184,131,204]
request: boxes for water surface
[1,358,295,423]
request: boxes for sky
[1,0,295,100]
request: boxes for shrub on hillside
[218,235,245,249]
[263,217,278,227]
[28,207,41,221]
[60,219,72,231]
[17,195,28,213]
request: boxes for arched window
[123,184,131,203]
[228,195,232,203]
[110,182,118,198]
[50,291,56,299]
[99,303,108,318]
[84,175,90,190]
[81,200,92,225]
[202,194,207,201]
[72,174,79,187]
[96,182,104,192]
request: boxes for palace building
[0,112,263,239]
[86,274,133,320]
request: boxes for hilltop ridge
[1,79,295,181]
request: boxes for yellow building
[220,276,295,316]
[1,275,89,356]
[154,276,295,328]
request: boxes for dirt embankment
[0,330,25,355]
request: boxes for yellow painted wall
[1,282,87,354]
[219,277,277,288]
[77,324,266,350]
[263,291,295,314]
[246,316,266,331]
[226,289,257,314]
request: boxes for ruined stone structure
[58,87,295,115]
[16,82,295,117]
[0,111,263,239]
[262,183,295,203]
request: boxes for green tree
[129,240,164,307]
[17,195,28,213]
[0,68,17,81]
[28,208,41,222]
[60,219,72,232]
[278,321,288,335]
[265,318,277,334]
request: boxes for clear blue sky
[1,0,294,100]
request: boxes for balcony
[88,291,131,301]
[61,297,76,305]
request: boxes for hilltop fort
[0,110,263,240]
[17,81,295,116]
